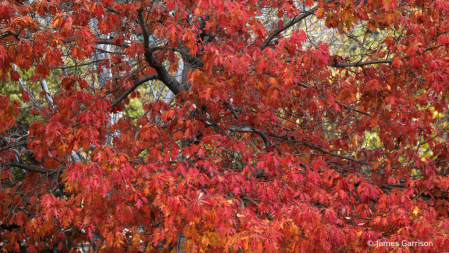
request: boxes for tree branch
[380,183,405,190]
[302,141,369,165]
[54,59,105,70]
[295,82,370,116]
[0,140,28,152]
[96,38,129,48]
[137,9,186,95]
[223,102,271,150]
[40,80,54,108]
[336,101,370,116]
[148,46,204,67]
[269,133,368,165]
[229,125,271,150]
[223,101,239,119]
[111,74,158,108]
[259,1,334,50]
[0,28,23,40]
[104,6,120,14]
[3,162,61,174]
[332,59,393,68]
[331,46,439,68]
[13,65,43,110]
[195,109,229,137]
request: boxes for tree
[1,0,449,252]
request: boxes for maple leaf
[219,15,228,28]
[10,70,20,81]
[22,90,29,102]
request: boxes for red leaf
[10,70,20,82]
[219,15,228,28]
[22,90,29,102]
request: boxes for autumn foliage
[2,0,449,252]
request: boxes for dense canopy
[1,0,449,252]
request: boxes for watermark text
[367,240,433,248]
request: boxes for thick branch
[111,74,158,108]
[0,28,23,40]
[3,162,60,174]
[162,60,184,104]
[0,224,21,231]
[137,9,186,95]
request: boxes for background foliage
[2,0,449,252]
